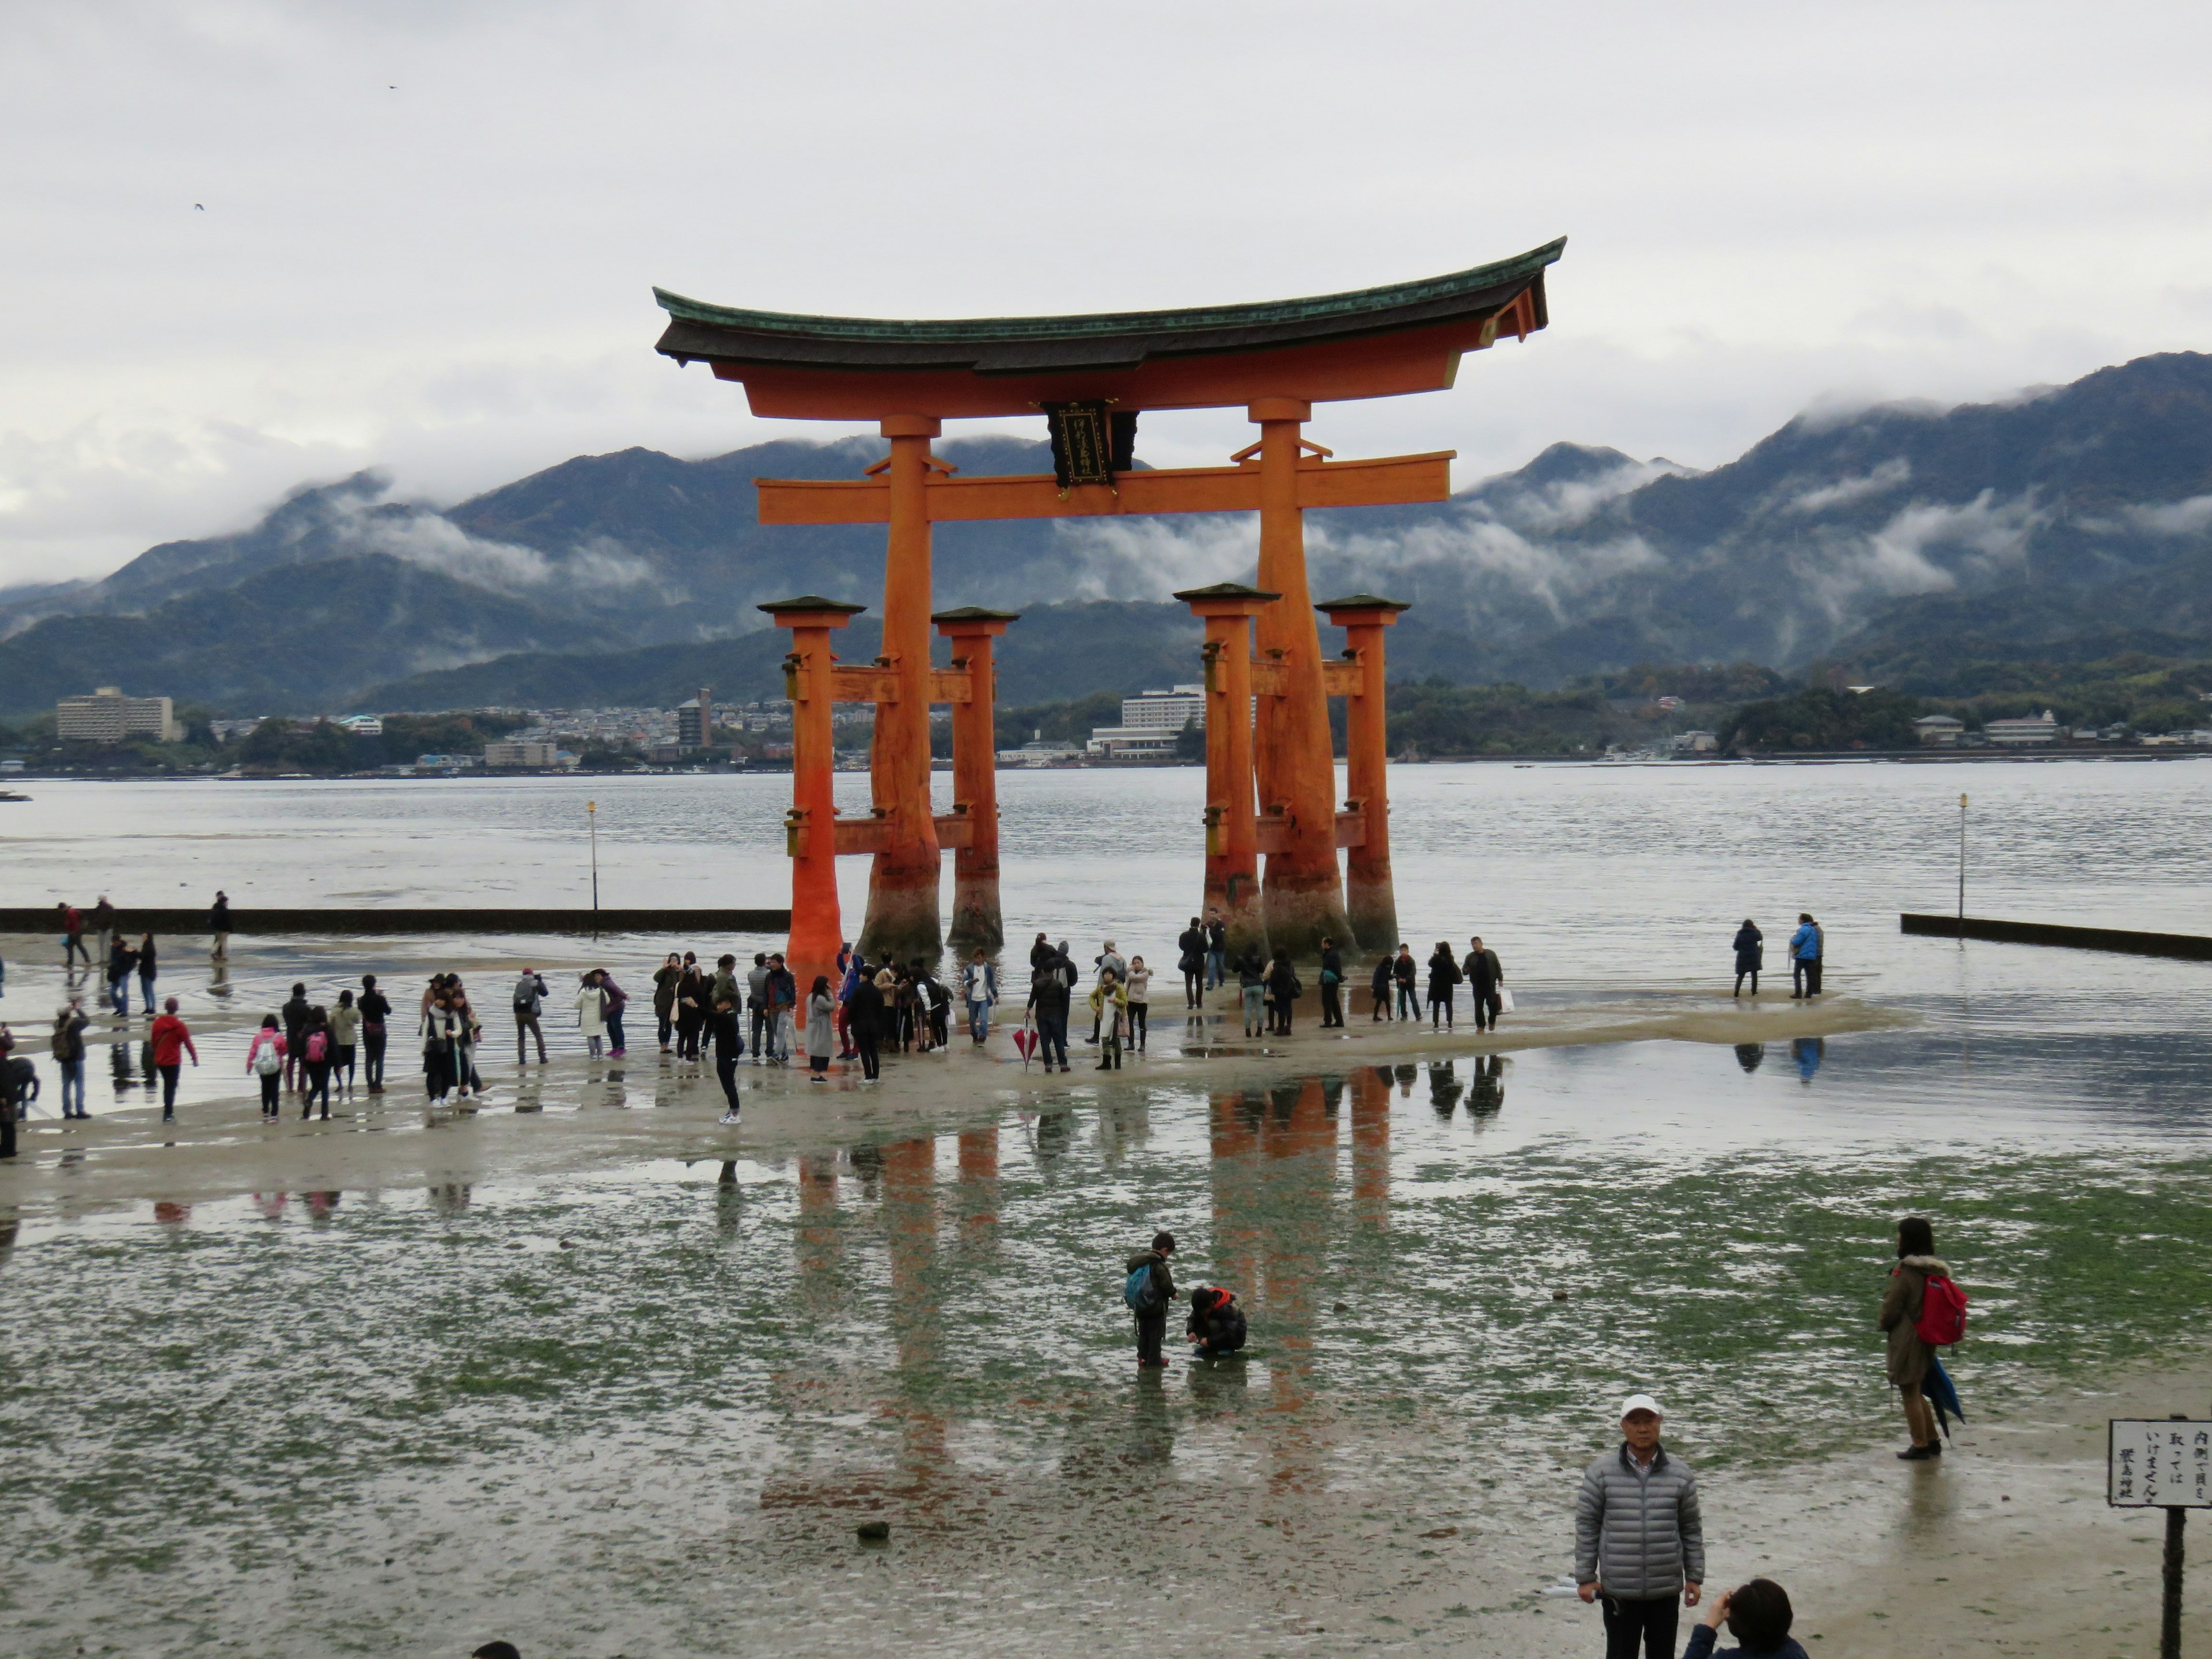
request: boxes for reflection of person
[1469,1054,1505,1116]
[1684,1578,1806,1658]
[1185,1286,1248,1357]
[1575,1392,1705,1658]
[1427,1060,1464,1114]
[1734,1043,1764,1074]
[1791,1037,1822,1084]
[1878,1216,1948,1461]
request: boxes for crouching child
[1185,1286,1248,1357]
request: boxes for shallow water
[3,760,2212,1656]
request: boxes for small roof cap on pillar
[1315,593,1412,614]
[1173,581,1282,605]
[758,594,868,618]
[930,605,1022,624]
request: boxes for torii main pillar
[935,605,1018,952]
[1177,581,1277,965]
[1249,399,1354,957]
[1319,594,1410,952]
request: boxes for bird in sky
[194,203,204,210]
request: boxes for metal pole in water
[588,800,599,941]
[1956,791,1968,939]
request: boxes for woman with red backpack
[300,1007,334,1120]
[1878,1215,1967,1461]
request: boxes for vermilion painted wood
[861,425,944,967]
[761,601,855,997]
[753,451,1455,526]
[936,611,1014,952]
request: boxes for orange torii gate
[654,238,1563,990]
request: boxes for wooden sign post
[2109,1414,2211,1657]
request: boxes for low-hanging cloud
[1786,457,1912,514]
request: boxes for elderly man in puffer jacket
[1576,1392,1705,1659]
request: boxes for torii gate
[654,238,1563,992]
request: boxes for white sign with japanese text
[2109,1420,2212,1508]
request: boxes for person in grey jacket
[1575,1392,1705,1659]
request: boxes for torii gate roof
[653,238,1563,419]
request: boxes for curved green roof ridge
[654,238,1565,346]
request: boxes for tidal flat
[3,762,2211,1655]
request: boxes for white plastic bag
[1498,987,1516,1014]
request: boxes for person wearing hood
[1684,1580,1808,1659]
[1124,1230,1178,1368]
[281,982,312,1092]
[1730,921,1763,998]
[1575,1392,1705,1658]
[1878,1215,1951,1461]
[1185,1285,1248,1357]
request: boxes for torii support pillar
[1319,594,1410,953]
[760,594,866,998]
[1176,582,1275,965]
[862,415,946,968]
[934,605,1019,953]
[1248,398,1354,957]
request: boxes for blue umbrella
[1925,1353,1967,1437]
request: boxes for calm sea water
[3,759,2211,1657]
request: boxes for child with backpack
[246,1015,286,1119]
[1123,1230,1179,1368]
[1878,1214,1967,1461]
[301,1007,334,1120]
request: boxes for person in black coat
[1425,942,1463,1029]
[1264,952,1302,1035]
[1370,955,1393,1022]
[1732,919,1764,998]
[1177,916,1207,1009]
[847,971,885,1081]
[1318,937,1344,1027]
[1186,1286,1248,1357]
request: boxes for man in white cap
[1575,1392,1705,1658]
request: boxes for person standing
[598,970,630,1058]
[1088,941,1127,1046]
[1236,948,1267,1037]
[709,975,743,1123]
[422,991,458,1102]
[1318,937,1344,1028]
[147,997,199,1122]
[1878,1215,1953,1461]
[922,963,953,1050]
[209,891,231,962]
[1465,936,1506,1031]
[1370,954,1393,1022]
[329,989,361,1095]
[512,967,550,1064]
[1788,915,1820,999]
[765,954,797,1064]
[92,896,115,965]
[960,948,998,1044]
[135,933,160,1017]
[300,1007,333,1120]
[1123,1230,1179,1369]
[847,966,885,1081]
[1392,945,1418,1021]
[1205,912,1227,992]
[1265,950,1301,1036]
[358,974,391,1093]
[675,955,708,1060]
[1732,921,1763,998]
[60,902,90,969]
[51,995,91,1119]
[804,975,836,1081]
[107,933,138,1018]
[652,953,684,1052]
[1090,969,1127,1070]
[746,952,771,1062]
[1426,942,1463,1029]
[1177,917,1207,1009]
[575,971,608,1059]
[1575,1392,1705,1659]
[1029,949,1071,1073]
[246,1014,285,1119]
[275,981,309,1091]
[1124,956,1152,1052]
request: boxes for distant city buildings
[1085,684,1204,758]
[335,714,384,736]
[483,740,572,769]
[56,688,182,744]
[1913,714,1965,746]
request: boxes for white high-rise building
[56,688,182,744]
[1119,685,1205,731]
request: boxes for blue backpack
[1123,1262,1161,1312]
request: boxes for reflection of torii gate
[654,238,1563,991]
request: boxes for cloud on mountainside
[1802,489,2043,622]
[1785,457,1913,514]
[2124,495,2212,537]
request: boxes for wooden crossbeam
[1250,659,1290,697]
[823,665,972,704]
[1249,806,1368,854]
[756,450,1455,527]
[801,812,976,859]
[1321,660,1363,697]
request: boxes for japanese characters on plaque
[2109,1419,2212,1508]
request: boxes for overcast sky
[5,0,2210,587]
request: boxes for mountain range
[5,349,2212,715]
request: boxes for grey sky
[5,0,2210,586]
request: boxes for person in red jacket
[148,997,199,1121]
